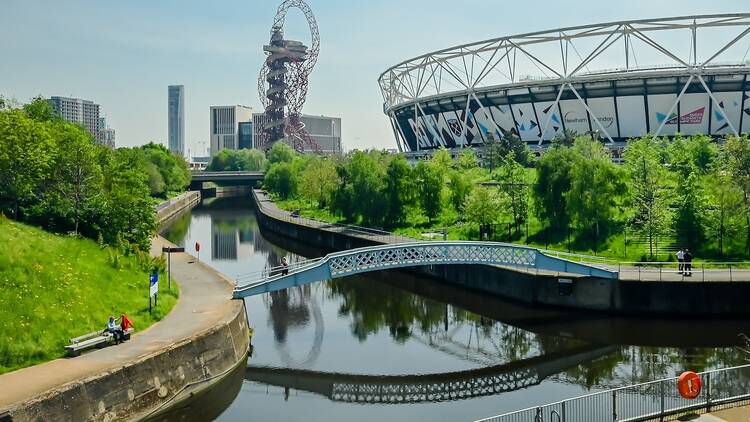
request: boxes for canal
[161,196,750,422]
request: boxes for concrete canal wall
[251,189,750,316]
[2,191,250,422]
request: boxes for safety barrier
[475,364,750,422]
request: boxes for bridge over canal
[245,345,616,404]
[189,171,264,190]
[233,241,618,298]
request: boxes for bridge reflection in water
[245,345,616,404]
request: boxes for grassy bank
[0,217,178,374]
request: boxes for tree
[457,148,479,170]
[496,153,529,237]
[50,123,103,234]
[267,141,295,164]
[723,135,750,253]
[384,155,415,226]
[206,148,267,171]
[552,128,578,147]
[264,162,298,199]
[449,171,473,213]
[415,161,443,222]
[566,137,625,248]
[705,169,742,256]
[299,157,339,208]
[464,186,501,238]
[624,137,672,258]
[482,132,504,173]
[23,96,59,122]
[430,147,453,174]
[0,110,55,218]
[668,135,717,176]
[534,145,575,234]
[673,171,706,250]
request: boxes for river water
[161,196,750,422]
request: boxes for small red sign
[195,241,201,252]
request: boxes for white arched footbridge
[233,241,617,298]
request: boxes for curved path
[0,236,239,412]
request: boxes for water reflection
[161,197,750,422]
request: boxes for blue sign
[149,273,158,297]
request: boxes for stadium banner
[533,101,564,141]
[587,97,619,138]
[510,102,540,142]
[740,91,750,135]
[710,92,744,135]
[678,93,710,135]
[489,105,518,138]
[649,94,679,136]
[616,96,648,138]
[559,99,590,136]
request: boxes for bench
[65,328,134,357]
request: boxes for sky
[1,1,748,154]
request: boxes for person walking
[676,248,685,274]
[281,256,289,275]
[684,249,693,277]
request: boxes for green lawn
[0,217,179,374]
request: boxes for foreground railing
[475,364,750,422]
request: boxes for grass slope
[0,217,178,374]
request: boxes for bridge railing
[236,257,324,285]
[616,261,750,282]
[475,363,750,422]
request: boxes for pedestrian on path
[684,249,693,277]
[677,248,685,274]
[281,256,289,275]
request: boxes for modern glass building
[168,85,185,156]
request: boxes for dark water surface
[161,197,750,422]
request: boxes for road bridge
[245,345,616,404]
[234,241,618,298]
[189,171,265,190]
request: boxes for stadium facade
[378,14,750,155]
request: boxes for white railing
[476,364,750,422]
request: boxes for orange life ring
[678,371,702,399]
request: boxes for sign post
[149,273,158,314]
[195,241,201,262]
[162,246,185,291]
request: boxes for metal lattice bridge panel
[233,241,617,298]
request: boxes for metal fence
[616,262,750,282]
[475,364,750,422]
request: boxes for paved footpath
[0,236,239,411]
[689,406,750,421]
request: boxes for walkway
[0,236,239,411]
[255,190,750,283]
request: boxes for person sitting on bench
[119,314,133,340]
[104,316,123,344]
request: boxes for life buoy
[678,371,702,399]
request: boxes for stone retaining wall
[251,189,750,316]
[10,304,248,422]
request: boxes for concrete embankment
[251,189,750,316]
[0,191,249,421]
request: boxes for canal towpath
[0,235,240,413]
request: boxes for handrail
[475,363,750,422]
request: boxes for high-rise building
[252,113,342,154]
[168,85,185,156]
[48,96,100,139]
[209,105,253,155]
[97,117,116,149]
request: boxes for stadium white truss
[378,14,750,149]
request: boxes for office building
[48,96,100,139]
[209,105,253,155]
[252,113,342,154]
[168,85,185,156]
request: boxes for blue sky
[1,1,748,153]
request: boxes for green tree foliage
[206,148,267,171]
[668,135,717,176]
[384,155,415,226]
[430,147,453,174]
[416,161,443,222]
[482,132,504,173]
[464,186,501,236]
[264,162,298,199]
[673,171,706,250]
[299,156,339,208]
[566,137,625,246]
[496,153,529,236]
[0,109,54,218]
[449,171,473,213]
[704,168,742,256]
[534,145,576,233]
[0,98,179,252]
[267,141,295,164]
[724,135,750,253]
[624,137,672,258]
[457,148,479,170]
